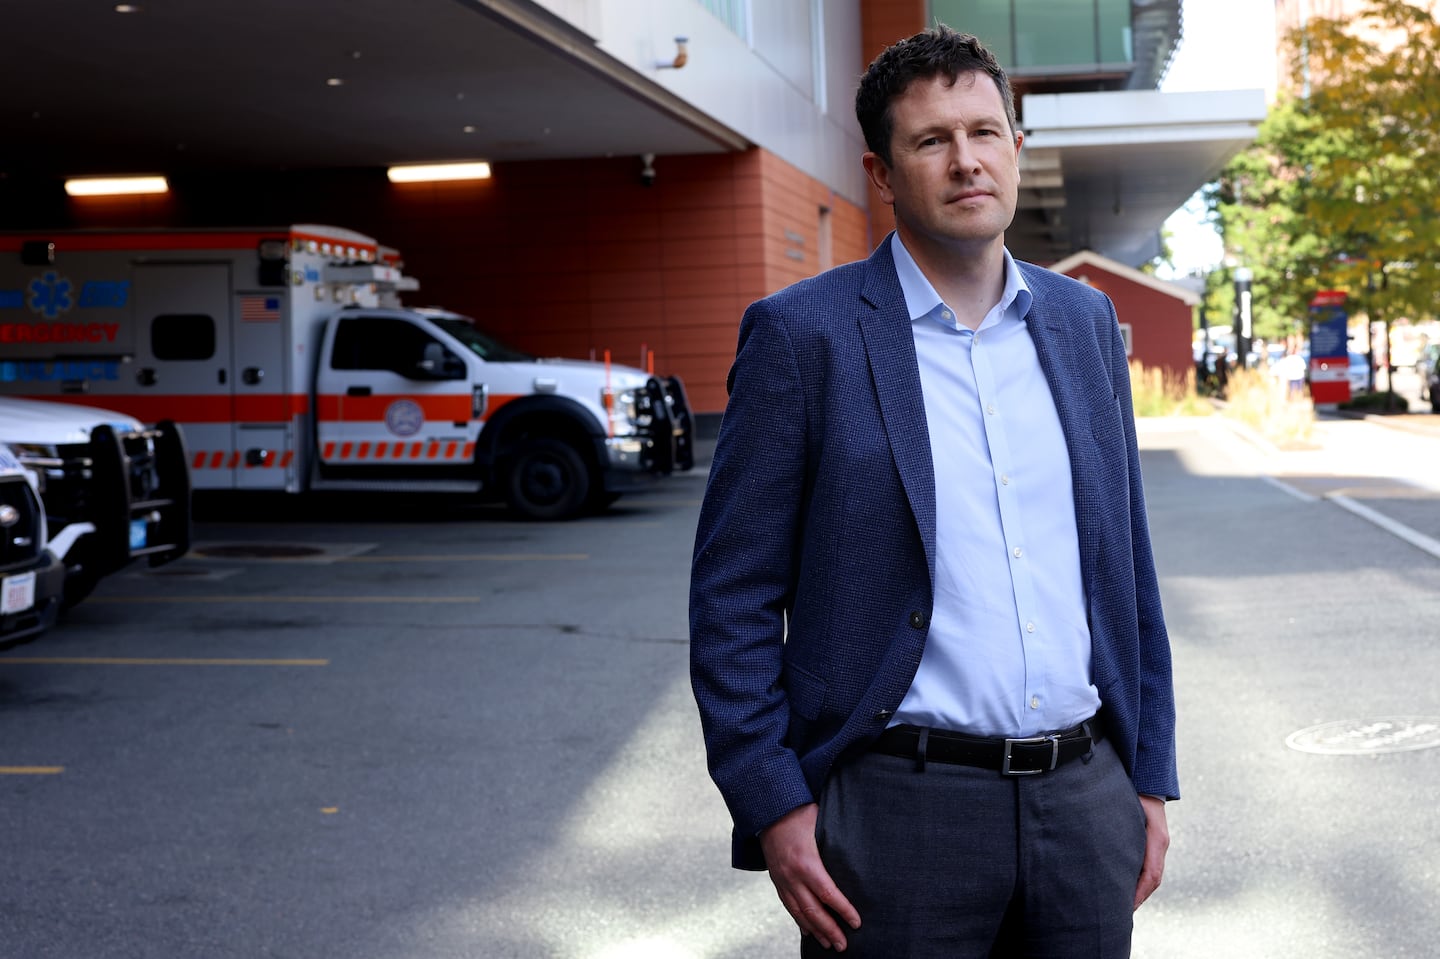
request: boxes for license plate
[130,518,148,551]
[2,570,36,614]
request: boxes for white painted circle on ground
[1286,717,1440,755]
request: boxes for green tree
[1212,0,1440,398]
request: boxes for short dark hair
[855,24,1017,167]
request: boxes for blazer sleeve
[1105,297,1180,800]
[689,297,817,866]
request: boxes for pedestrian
[689,24,1178,957]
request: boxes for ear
[862,152,895,205]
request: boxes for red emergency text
[0,322,121,344]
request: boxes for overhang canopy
[1014,88,1267,266]
[0,0,743,177]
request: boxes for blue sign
[1309,303,1348,359]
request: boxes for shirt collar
[889,233,1033,330]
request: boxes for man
[690,25,1178,958]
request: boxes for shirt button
[909,611,927,629]
[986,404,996,415]
[1030,696,1040,709]
[1025,621,1036,633]
[1012,547,1023,558]
[941,310,952,321]
[1000,474,1009,485]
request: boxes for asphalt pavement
[2,405,1438,958]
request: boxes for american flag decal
[240,295,281,322]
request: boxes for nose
[948,138,981,175]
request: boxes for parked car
[1426,354,1440,412]
[1348,352,1371,397]
[0,398,190,608]
[0,444,67,649]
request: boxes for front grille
[0,477,43,568]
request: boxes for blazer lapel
[1020,274,1103,593]
[857,239,937,583]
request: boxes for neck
[898,229,1007,330]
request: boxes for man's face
[863,71,1022,257]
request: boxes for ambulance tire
[504,438,592,521]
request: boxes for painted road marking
[1328,493,1440,561]
[1260,475,1318,502]
[0,767,64,775]
[338,553,587,562]
[0,657,328,666]
[84,596,513,604]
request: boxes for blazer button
[874,709,893,722]
[909,611,927,629]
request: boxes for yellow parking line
[0,766,64,775]
[0,657,328,666]
[88,596,497,604]
[339,553,588,562]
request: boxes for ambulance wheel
[504,438,591,520]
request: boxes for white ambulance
[0,225,694,520]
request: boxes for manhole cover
[196,544,325,559]
[1286,717,1440,755]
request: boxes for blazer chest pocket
[784,662,826,720]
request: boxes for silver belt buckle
[1002,734,1060,776]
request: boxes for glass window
[330,316,458,379]
[695,0,750,42]
[1097,0,1132,62]
[1014,0,1096,68]
[151,314,215,361]
[934,1,1136,69]
[932,0,1014,64]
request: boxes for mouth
[946,189,991,204]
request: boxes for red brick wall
[13,150,869,414]
[860,0,927,236]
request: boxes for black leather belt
[871,718,1101,776]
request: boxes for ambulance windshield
[429,314,534,363]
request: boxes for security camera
[640,153,656,187]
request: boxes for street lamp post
[1234,267,1254,367]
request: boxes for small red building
[1047,250,1197,380]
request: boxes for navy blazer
[690,237,1178,871]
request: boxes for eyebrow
[908,116,1008,139]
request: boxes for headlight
[603,387,644,434]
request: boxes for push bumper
[599,375,695,489]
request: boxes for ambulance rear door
[132,263,236,488]
[231,288,290,490]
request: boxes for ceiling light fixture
[114,4,140,12]
[64,175,169,197]
[386,162,492,183]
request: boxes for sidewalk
[1139,407,1440,560]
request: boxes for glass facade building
[933,0,1148,86]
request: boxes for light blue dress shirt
[888,235,1101,738]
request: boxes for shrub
[1338,391,1410,413]
[1222,367,1316,448]
[1128,362,1211,417]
